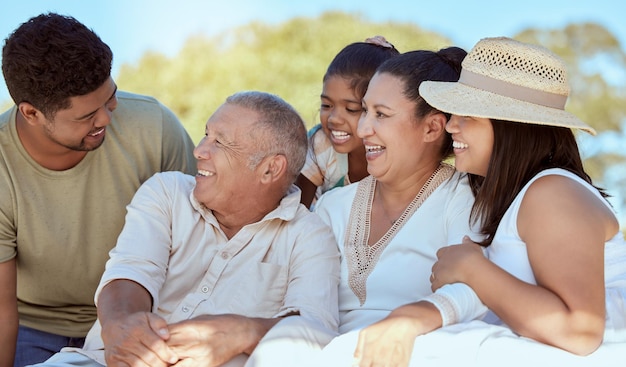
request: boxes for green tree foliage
[117,12,626,230]
[116,11,451,141]
[516,23,626,132]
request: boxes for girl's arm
[295,174,318,208]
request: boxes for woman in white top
[340,37,626,367]
[240,45,479,367]
[313,44,478,333]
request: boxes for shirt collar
[189,184,302,225]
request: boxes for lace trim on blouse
[345,163,455,305]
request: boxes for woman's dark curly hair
[2,13,113,118]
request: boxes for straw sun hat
[419,36,596,135]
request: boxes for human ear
[423,112,447,143]
[260,154,288,184]
[18,102,44,126]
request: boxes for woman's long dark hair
[470,120,609,246]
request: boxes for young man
[0,13,196,366]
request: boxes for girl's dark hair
[471,120,609,246]
[375,46,467,160]
[2,13,113,118]
[324,41,400,99]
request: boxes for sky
[0,0,625,102]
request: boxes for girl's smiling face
[319,75,364,154]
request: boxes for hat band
[459,69,567,110]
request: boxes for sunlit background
[2,0,625,230]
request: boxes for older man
[32,91,340,367]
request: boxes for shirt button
[182,306,189,312]
[221,252,229,259]
[201,286,209,293]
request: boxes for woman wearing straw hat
[336,37,626,367]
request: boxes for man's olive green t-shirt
[0,91,197,337]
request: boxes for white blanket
[318,320,626,367]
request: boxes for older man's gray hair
[226,91,308,184]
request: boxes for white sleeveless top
[485,168,626,340]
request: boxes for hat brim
[420,81,596,135]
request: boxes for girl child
[296,36,399,208]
